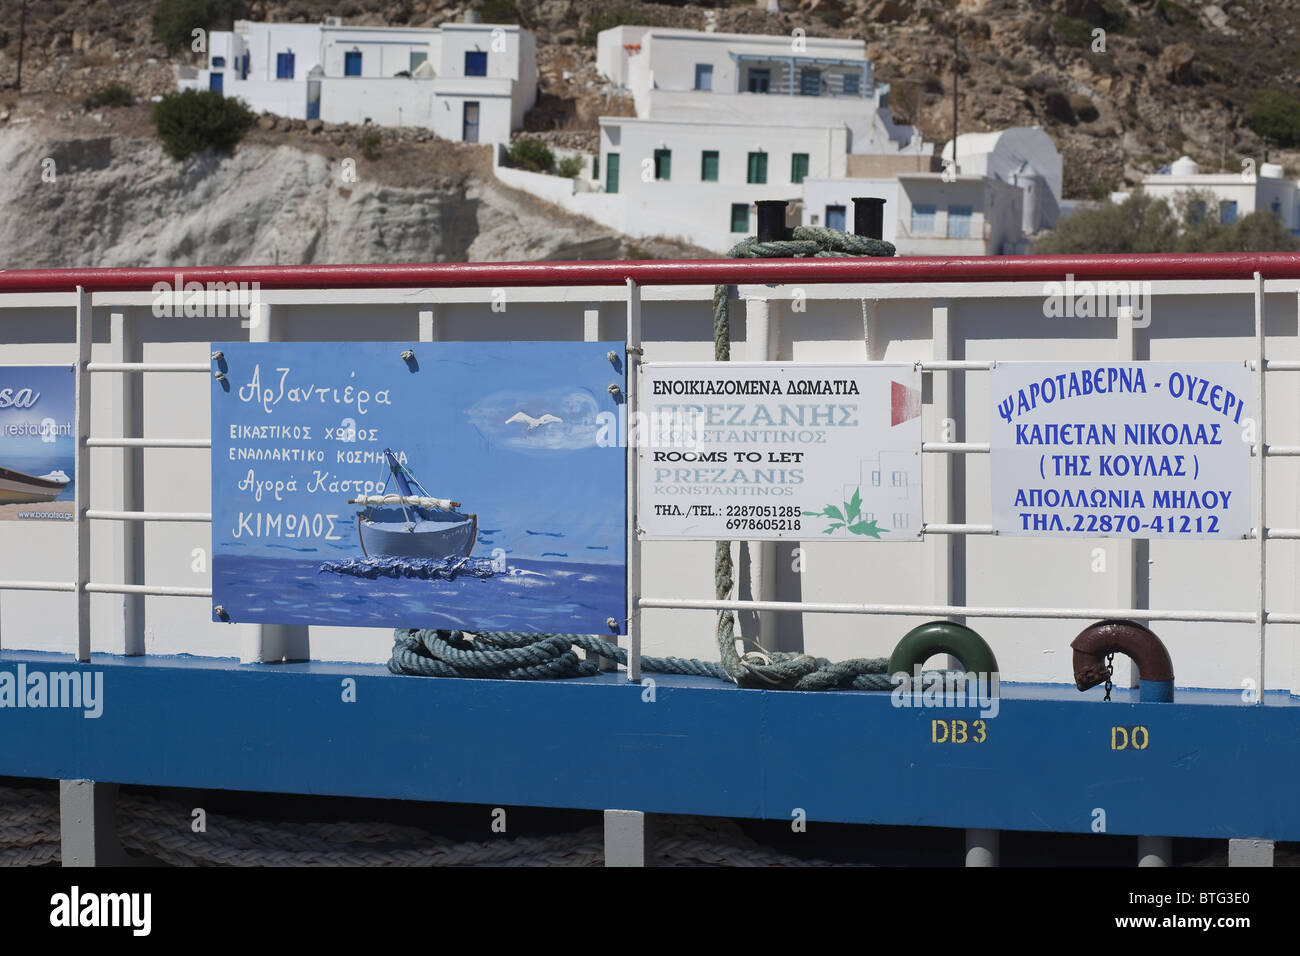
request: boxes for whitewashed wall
[595,118,847,251]
[1,280,1297,697]
[319,77,436,128]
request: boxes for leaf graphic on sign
[804,489,888,537]
[848,519,885,538]
[803,504,844,522]
[846,488,862,522]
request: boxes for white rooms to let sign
[637,363,923,541]
[990,362,1252,538]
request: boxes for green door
[606,153,619,194]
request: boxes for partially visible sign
[637,362,923,541]
[210,341,626,633]
[0,366,75,522]
[991,362,1251,538]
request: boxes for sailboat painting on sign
[351,449,479,560]
[210,341,627,640]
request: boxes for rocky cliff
[0,105,705,268]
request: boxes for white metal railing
[0,265,1296,700]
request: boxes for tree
[1249,90,1300,149]
[1033,188,1300,253]
[1033,191,1180,254]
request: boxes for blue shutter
[911,204,936,234]
[947,206,972,238]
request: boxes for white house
[489,24,1044,255]
[583,27,935,251]
[177,18,537,145]
[940,127,1063,234]
[800,172,1025,256]
[1111,156,1300,233]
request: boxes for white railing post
[418,305,439,343]
[585,301,617,671]
[1295,289,1300,700]
[109,310,145,655]
[73,288,93,662]
[931,300,965,654]
[744,294,777,649]
[1254,273,1267,700]
[1116,295,1144,689]
[625,279,642,683]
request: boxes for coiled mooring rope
[390,628,731,681]
[389,225,901,691]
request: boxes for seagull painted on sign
[505,411,564,430]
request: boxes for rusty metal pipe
[1071,619,1174,702]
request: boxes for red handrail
[2,252,1300,293]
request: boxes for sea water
[213,554,624,633]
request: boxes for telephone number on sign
[1018,513,1223,534]
[725,518,802,532]
[724,505,802,518]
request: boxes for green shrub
[1250,90,1300,148]
[1034,189,1300,254]
[151,0,241,55]
[83,82,135,110]
[1033,192,1180,254]
[556,155,584,178]
[479,0,520,24]
[152,89,256,160]
[580,8,661,47]
[361,131,382,161]
[506,137,555,173]
[1053,16,1092,47]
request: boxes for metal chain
[1103,652,1115,701]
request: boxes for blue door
[462,102,480,143]
[306,81,321,120]
[344,51,362,76]
[209,72,224,94]
[826,205,846,231]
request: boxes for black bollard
[852,197,885,240]
[755,200,790,242]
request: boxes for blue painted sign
[211,342,627,634]
[991,362,1252,537]
[0,365,75,523]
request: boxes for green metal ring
[888,621,1000,676]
